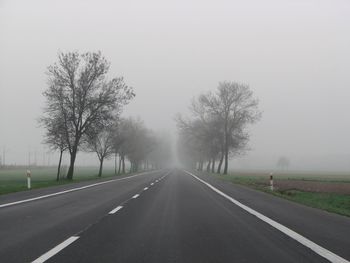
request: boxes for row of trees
[176,81,261,174]
[85,117,172,177]
[40,51,171,180]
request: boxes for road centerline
[132,194,140,199]
[109,206,123,215]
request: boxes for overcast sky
[0,0,349,171]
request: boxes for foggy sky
[1,0,350,171]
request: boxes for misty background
[0,0,349,172]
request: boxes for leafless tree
[122,118,154,173]
[277,156,290,170]
[42,51,135,179]
[113,118,171,173]
[177,81,261,174]
[110,121,124,175]
[114,118,133,174]
[176,116,211,170]
[85,124,116,177]
[40,114,68,181]
[147,131,173,169]
[198,82,261,174]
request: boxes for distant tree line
[176,81,261,174]
[40,51,172,180]
[277,156,290,170]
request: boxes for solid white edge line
[32,236,79,263]
[108,205,123,215]
[132,194,140,199]
[184,170,349,263]
[0,171,154,208]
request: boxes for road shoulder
[191,170,350,261]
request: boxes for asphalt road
[0,169,349,263]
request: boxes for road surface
[0,169,349,262]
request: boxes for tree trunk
[211,158,215,173]
[98,158,104,177]
[223,118,229,175]
[66,147,77,180]
[217,151,224,174]
[223,144,229,175]
[129,162,133,173]
[118,155,122,174]
[114,153,117,175]
[56,150,63,181]
[206,160,211,172]
[122,156,125,174]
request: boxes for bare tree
[110,122,124,175]
[122,118,154,173]
[176,117,211,170]
[147,131,173,169]
[176,81,261,174]
[114,118,170,173]
[115,118,132,174]
[40,114,67,181]
[85,125,115,177]
[42,51,135,179]
[198,82,261,174]
[277,156,290,170]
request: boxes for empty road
[0,169,349,262]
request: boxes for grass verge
[0,167,134,196]
[211,173,350,217]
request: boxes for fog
[1,0,349,172]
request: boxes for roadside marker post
[269,173,274,191]
[26,170,31,190]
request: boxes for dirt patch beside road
[273,180,350,194]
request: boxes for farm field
[212,170,350,217]
[0,166,120,195]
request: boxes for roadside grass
[273,190,350,217]
[0,166,125,195]
[210,173,350,217]
[215,170,350,183]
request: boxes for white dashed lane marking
[108,206,123,215]
[32,173,170,263]
[132,194,140,199]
